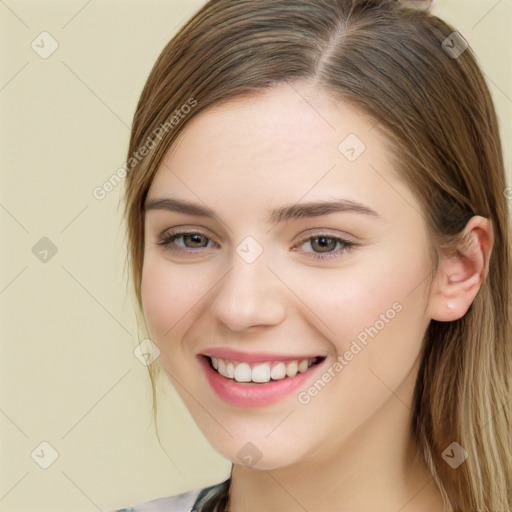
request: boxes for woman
[116,0,512,510]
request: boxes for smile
[209,356,321,383]
[199,351,327,408]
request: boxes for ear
[428,215,493,321]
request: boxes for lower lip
[199,356,325,408]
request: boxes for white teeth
[251,363,271,383]
[270,362,286,380]
[217,358,227,377]
[234,362,252,382]
[210,356,318,383]
[286,361,298,378]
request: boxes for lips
[198,349,327,407]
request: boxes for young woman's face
[141,82,435,470]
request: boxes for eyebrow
[145,197,381,224]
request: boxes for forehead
[167,84,374,168]
[148,83,414,223]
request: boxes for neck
[227,366,445,512]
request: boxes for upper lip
[200,348,325,363]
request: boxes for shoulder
[114,487,201,512]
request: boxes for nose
[208,254,287,331]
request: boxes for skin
[141,81,492,512]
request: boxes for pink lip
[200,347,322,363]
[198,354,327,408]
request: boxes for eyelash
[156,230,356,260]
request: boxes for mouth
[205,355,325,383]
[198,352,328,407]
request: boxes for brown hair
[123,1,512,509]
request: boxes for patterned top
[115,479,231,512]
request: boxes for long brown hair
[123,1,512,509]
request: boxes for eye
[156,230,217,254]
[294,233,356,260]
[156,229,356,261]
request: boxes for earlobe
[428,216,493,322]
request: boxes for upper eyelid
[295,229,355,242]
[158,227,219,242]
[158,226,353,238]
[158,228,355,247]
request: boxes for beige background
[0,1,510,511]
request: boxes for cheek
[140,254,208,342]
[282,245,430,363]
[283,263,430,454]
